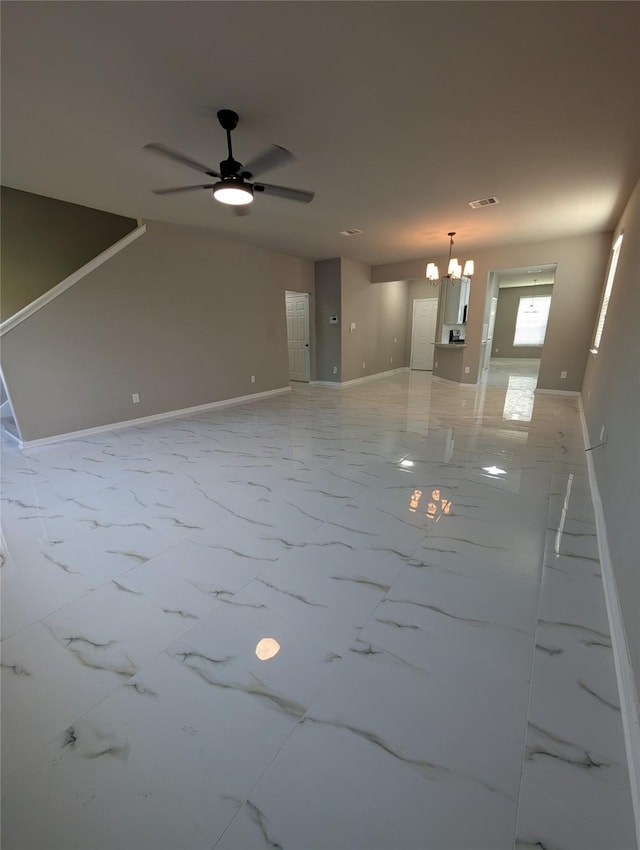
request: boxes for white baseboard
[535,387,581,397]
[19,387,291,449]
[579,396,640,847]
[312,367,408,389]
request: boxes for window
[591,232,623,353]
[513,295,552,346]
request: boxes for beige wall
[373,232,611,391]
[0,186,136,321]
[434,347,469,383]
[492,284,554,358]
[1,221,314,441]
[314,259,408,384]
[340,259,407,382]
[582,178,640,691]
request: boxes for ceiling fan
[144,109,315,212]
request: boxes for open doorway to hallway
[483,263,557,383]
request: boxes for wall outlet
[250,375,256,383]
[394,337,397,343]
[560,370,567,379]
[390,357,393,364]
[131,393,140,404]
[464,366,470,374]
[362,362,366,369]
[350,322,356,332]
[434,361,438,368]
[495,347,499,353]
[333,366,338,375]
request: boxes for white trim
[312,368,408,389]
[0,396,22,445]
[1,426,21,446]
[534,388,580,397]
[579,396,640,847]
[0,365,23,442]
[18,387,291,449]
[0,225,147,337]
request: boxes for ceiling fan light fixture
[147,110,314,208]
[213,179,254,206]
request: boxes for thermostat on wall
[328,315,338,324]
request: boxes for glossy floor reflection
[1,361,635,850]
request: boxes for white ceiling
[2,2,639,266]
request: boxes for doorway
[410,298,438,370]
[285,290,310,382]
[484,265,556,366]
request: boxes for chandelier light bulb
[426,263,439,281]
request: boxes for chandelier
[426,232,474,286]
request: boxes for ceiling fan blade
[144,143,220,177]
[256,183,315,204]
[241,145,295,179]
[152,184,216,195]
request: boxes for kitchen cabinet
[443,278,470,324]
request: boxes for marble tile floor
[1,360,636,850]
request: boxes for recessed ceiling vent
[340,228,363,236]
[468,197,499,209]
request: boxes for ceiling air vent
[468,197,499,209]
[340,228,363,236]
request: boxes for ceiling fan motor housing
[216,109,239,132]
[219,157,244,178]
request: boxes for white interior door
[411,298,438,370]
[285,291,310,381]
